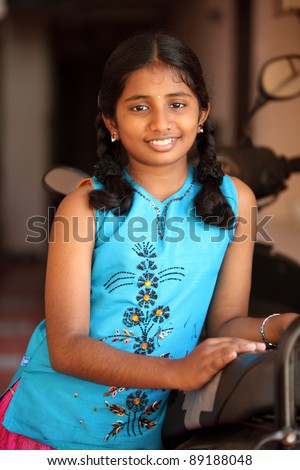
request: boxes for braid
[194,119,235,227]
[89,111,134,215]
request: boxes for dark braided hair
[90,115,133,214]
[90,31,234,226]
[195,119,235,227]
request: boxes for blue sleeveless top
[3,167,237,450]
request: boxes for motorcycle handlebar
[216,145,300,199]
[287,156,300,173]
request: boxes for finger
[202,337,266,352]
[204,350,238,379]
[253,342,266,351]
[234,341,266,353]
[205,342,264,375]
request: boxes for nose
[149,107,173,132]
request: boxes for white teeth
[150,138,175,146]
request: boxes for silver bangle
[260,313,280,349]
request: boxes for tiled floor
[0,256,46,394]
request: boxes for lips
[146,136,179,151]
[149,138,175,146]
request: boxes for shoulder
[47,183,95,260]
[229,176,257,217]
[54,181,94,219]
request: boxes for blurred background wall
[0,0,299,262]
[249,0,300,263]
[0,0,300,393]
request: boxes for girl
[0,31,297,450]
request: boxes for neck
[126,161,189,202]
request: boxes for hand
[174,337,266,392]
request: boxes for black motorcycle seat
[163,349,300,440]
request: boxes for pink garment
[0,381,55,450]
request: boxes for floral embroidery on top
[104,386,127,399]
[101,241,185,441]
[103,271,135,293]
[104,390,162,442]
[101,242,182,355]
[132,242,157,258]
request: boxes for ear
[102,113,118,134]
[199,103,210,126]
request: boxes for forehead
[121,63,193,96]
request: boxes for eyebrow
[124,92,193,102]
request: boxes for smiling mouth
[149,138,176,146]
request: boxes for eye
[169,102,185,109]
[131,104,148,112]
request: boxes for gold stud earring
[111,131,118,142]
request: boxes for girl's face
[104,63,208,171]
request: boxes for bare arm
[206,177,298,344]
[45,184,265,393]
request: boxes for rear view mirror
[42,166,90,197]
[260,55,300,100]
